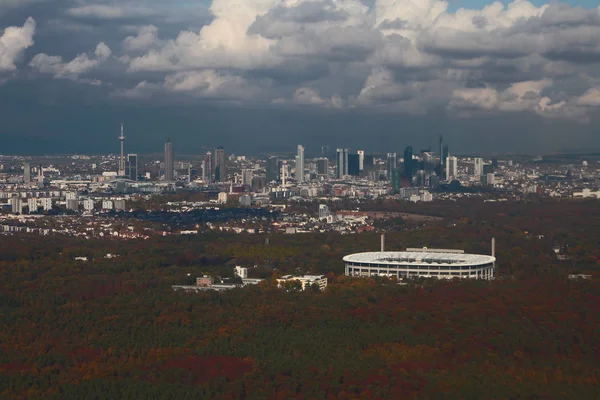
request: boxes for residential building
[235,266,248,279]
[196,276,214,287]
[27,198,37,213]
[83,199,95,212]
[41,198,52,211]
[276,275,328,291]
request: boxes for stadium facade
[343,243,496,280]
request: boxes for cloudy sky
[0,0,599,155]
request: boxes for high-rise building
[336,148,348,179]
[242,169,253,186]
[391,168,401,192]
[23,163,31,184]
[214,147,226,182]
[423,152,435,186]
[442,145,449,169]
[126,154,138,181]
[357,150,365,171]
[114,199,126,211]
[415,170,426,187]
[164,138,174,182]
[266,157,278,182]
[66,199,78,212]
[204,152,213,183]
[37,165,44,184]
[251,176,266,192]
[318,204,331,219]
[280,162,289,187]
[41,198,52,211]
[473,158,484,176]
[296,145,305,182]
[387,153,397,180]
[363,154,374,169]
[403,146,413,179]
[317,158,329,176]
[83,199,95,212]
[446,156,458,181]
[348,153,360,176]
[27,198,37,213]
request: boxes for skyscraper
[164,138,174,182]
[336,148,348,179]
[266,156,278,182]
[296,145,305,182]
[446,156,457,181]
[204,152,213,183]
[387,153,397,180]
[415,170,425,187]
[473,158,484,176]
[403,146,413,179]
[127,154,138,181]
[363,154,374,169]
[423,152,435,185]
[348,153,360,176]
[392,168,401,192]
[242,169,253,186]
[214,147,226,182]
[23,163,31,184]
[357,150,365,171]
[442,145,449,169]
[317,158,329,176]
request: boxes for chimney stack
[381,234,385,252]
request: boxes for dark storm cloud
[246,59,331,85]
[249,0,350,39]
[0,0,600,155]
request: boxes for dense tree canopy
[1,200,600,398]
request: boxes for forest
[1,199,600,399]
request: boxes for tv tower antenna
[118,122,125,176]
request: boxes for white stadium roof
[343,251,495,267]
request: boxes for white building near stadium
[343,244,496,280]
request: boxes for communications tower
[118,123,125,176]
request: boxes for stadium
[343,245,496,280]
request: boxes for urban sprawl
[0,128,598,239]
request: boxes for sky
[0,0,599,156]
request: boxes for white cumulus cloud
[14,0,600,120]
[0,17,36,72]
[30,42,112,79]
